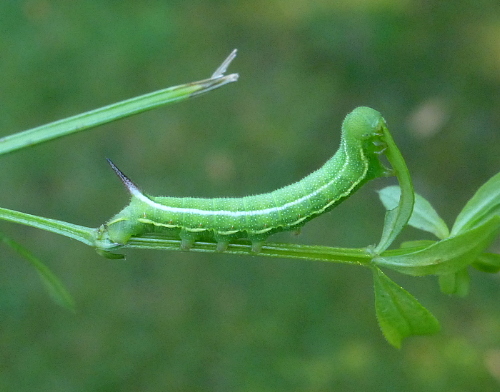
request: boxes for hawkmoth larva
[98,106,392,253]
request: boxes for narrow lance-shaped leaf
[438,268,470,297]
[452,171,500,235]
[374,216,500,276]
[374,120,415,253]
[472,253,500,273]
[0,233,75,311]
[378,185,449,239]
[372,266,440,348]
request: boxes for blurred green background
[1,1,500,390]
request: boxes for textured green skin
[101,106,389,251]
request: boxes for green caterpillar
[98,106,391,252]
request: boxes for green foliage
[372,266,440,348]
[451,171,500,235]
[0,233,75,311]
[1,52,499,349]
[472,252,500,273]
[1,3,500,388]
[379,186,450,240]
[373,119,414,254]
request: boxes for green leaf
[452,171,500,235]
[372,266,440,348]
[95,248,126,259]
[374,122,415,253]
[438,268,470,297]
[0,233,75,311]
[374,216,500,276]
[379,186,449,239]
[399,240,437,249]
[472,253,500,273]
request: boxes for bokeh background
[1,1,500,390]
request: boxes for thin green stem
[0,51,238,156]
[0,207,95,246]
[3,203,487,269]
[0,203,374,264]
[117,237,374,265]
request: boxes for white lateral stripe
[134,144,365,218]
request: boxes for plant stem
[0,51,238,155]
[122,237,373,265]
[0,207,95,246]
[0,204,374,264]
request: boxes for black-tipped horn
[106,158,141,195]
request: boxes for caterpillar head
[342,106,386,142]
